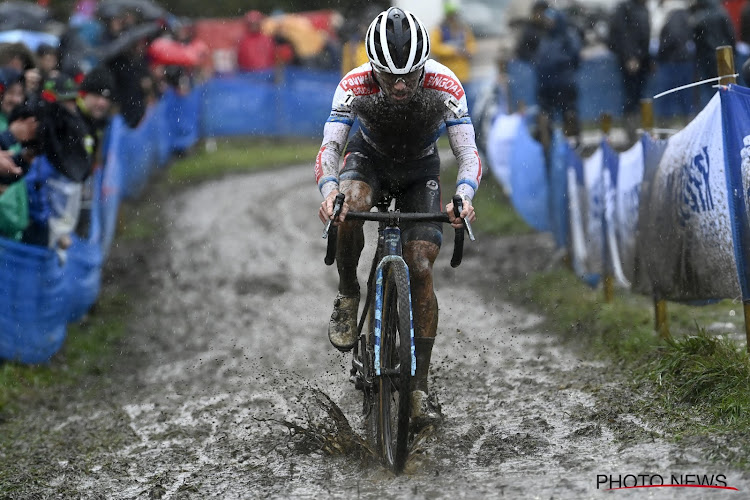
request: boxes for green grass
[0,291,129,413]
[167,137,321,185]
[651,332,750,426]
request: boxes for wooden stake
[716,46,736,86]
[655,298,670,340]
[640,98,654,131]
[640,98,670,338]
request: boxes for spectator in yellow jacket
[429,2,476,83]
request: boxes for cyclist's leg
[403,240,439,391]
[337,138,380,295]
[328,138,379,351]
[402,227,442,424]
[399,162,443,417]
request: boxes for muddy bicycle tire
[376,261,412,473]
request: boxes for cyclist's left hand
[446,197,476,229]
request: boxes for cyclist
[316,7,480,424]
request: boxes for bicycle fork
[374,228,416,378]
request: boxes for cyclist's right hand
[319,189,349,226]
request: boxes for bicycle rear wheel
[376,261,413,472]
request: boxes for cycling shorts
[339,132,443,247]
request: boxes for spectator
[39,73,92,183]
[36,44,59,82]
[516,2,582,148]
[0,43,40,100]
[0,43,36,73]
[237,11,279,72]
[107,38,155,128]
[0,103,39,164]
[515,1,547,63]
[75,65,115,237]
[656,1,695,123]
[23,73,90,250]
[608,0,651,144]
[689,0,736,107]
[0,103,40,192]
[430,1,477,84]
[0,68,27,135]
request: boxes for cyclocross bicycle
[323,193,474,473]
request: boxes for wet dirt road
[3,164,749,499]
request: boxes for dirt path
[1,165,748,499]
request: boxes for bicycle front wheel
[376,261,413,473]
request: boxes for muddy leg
[336,180,373,296]
[403,240,439,392]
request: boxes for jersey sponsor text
[424,73,464,100]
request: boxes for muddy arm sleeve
[447,122,482,200]
[315,121,351,199]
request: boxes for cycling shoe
[328,293,359,352]
[410,389,443,430]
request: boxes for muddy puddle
[2,165,749,499]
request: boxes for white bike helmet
[365,7,430,75]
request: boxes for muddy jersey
[315,59,481,201]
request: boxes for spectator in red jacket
[236,11,276,72]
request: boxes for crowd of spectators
[0,0,211,258]
[510,0,742,146]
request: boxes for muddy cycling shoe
[410,390,443,430]
[328,293,360,352]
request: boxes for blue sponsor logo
[668,146,714,225]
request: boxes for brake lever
[322,192,346,239]
[452,195,476,242]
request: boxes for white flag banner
[486,113,522,195]
[614,139,645,285]
[584,146,605,282]
[632,134,669,295]
[567,146,605,286]
[638,94,740,301]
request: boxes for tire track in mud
[4,165,749,498]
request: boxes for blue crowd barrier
[163,88,201,153]
[100,117,124,257]
[201,74,279,137]
[200,68,340,138]
[0,238,68,364]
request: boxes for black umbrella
[0,1,50,31]
[96,21,162,61]
[97,0,167,21]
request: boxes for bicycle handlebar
[323,194,473,268]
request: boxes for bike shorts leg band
[402,224,442,248]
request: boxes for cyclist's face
[374,68,422,103]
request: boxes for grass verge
[167,137,321,185]
[474,180,750,456]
